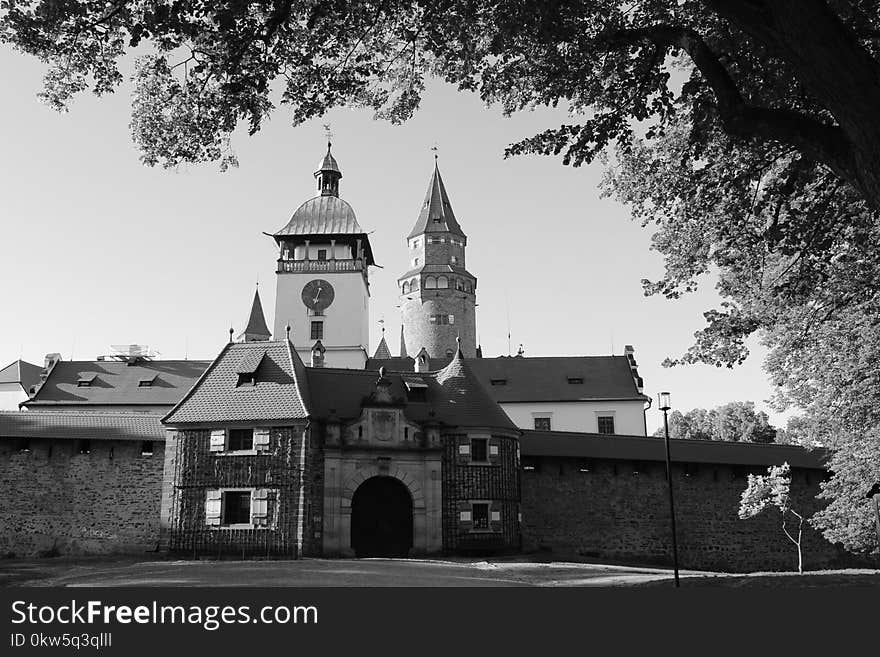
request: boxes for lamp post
[658,391,680,587]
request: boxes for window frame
[596,414,616,435]
[470,437,489,463]
[533,416,552,431]
[310,320,324,341]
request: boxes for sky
[0,46,793,433]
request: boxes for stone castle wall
[165,425,318,558]
[520,455,860,572]
[0,437,164,557]
[441,433,521,553]
[400,289,476,359]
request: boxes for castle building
[0,144,854,572]
[160,338,521,557]
[271,143,375,369]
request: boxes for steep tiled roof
[365,355,646,403]
[23,360,210,407]
[274,195,363,236]
[162,341,309,425]
[238,288,271,340]
[0,411,164,441]
[407,162,466,239]
[0,359,42,391]
[521,430,828,469]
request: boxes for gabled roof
[0,359,42,391]
[23,360,210,407]
[162,340,310,425]
[0,411,164,442]
[364,355,646,403]
[407,162,466,239]
[520,430,828,469]
[238,288,271,340]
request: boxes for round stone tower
[399,159,477,359]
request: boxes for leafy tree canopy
[654,401,777,443]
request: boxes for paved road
[0,557,684,587]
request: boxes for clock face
[301,279,335,312]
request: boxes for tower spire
[315,135,342,197]
[238,287,272,342]
[407,158,465,239]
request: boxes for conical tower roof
[431,341,517,430]
[238,288,271,342]
[408,161,466,238]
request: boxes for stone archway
[350,476,414,558]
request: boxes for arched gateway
[350,476,414,558]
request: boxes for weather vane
[378,316,386,335]
[323,123,333,146]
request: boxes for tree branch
[604,23,856,183]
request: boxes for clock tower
[271,143,375,368]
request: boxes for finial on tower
[431,143,439,162]
[228,327,234,343]
[285,324,291,340]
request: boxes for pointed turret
[399,324,408,358]
[407,159,465,238]
[315,141,342,197]
[238,287,271,342]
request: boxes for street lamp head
[658,391,671,412]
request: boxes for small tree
[738,462,805,574]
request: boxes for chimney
[624,345,644,394]
[311,340,326,368]
[414,347,430,373]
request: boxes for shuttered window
[205,490,222,526]
[253,428,270,453]
[210,430,225,452]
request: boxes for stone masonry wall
[521,456,858,573]
[401,290,476,359]
[0,437,164,557]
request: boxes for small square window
[597,416,615,434]
[490,378,507,386]
[472,503,490,530]
[141,441,154,456]
[471,438,488,462]
[223,491,251,525]
[227,429,253,451]
[311,321,324,341]
[567,377,583,385]
[534,417,552,431]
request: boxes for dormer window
[490,379,507,386]
[76,373,96,387]
[235,350,265,387]
[138,374,157,387]
[567,377,583,385]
